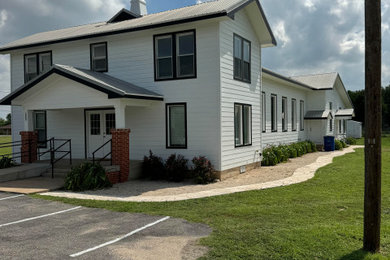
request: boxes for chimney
[130,0,147,16]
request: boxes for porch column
[111,129,130,182]
[115,102,126,129]
[20,131,38,163]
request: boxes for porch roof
[0,64,164,105]
[304,110,333,120]
[335,108,354,117]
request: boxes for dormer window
[90,42,108,72]
[24,51,52,83]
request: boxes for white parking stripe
[0,206,82,228]
[0,194,25,201]
[69,216,170,258]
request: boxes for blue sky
[0,0,389,119]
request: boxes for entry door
[86,110,116,158]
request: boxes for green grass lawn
[36,137,390,259]
[0,135,12,156]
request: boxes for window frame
[329,118,333,132]
[24,51,52,83]
[33,110,47,148]
[282,96,288,132]
[234,103,252,148]
[262,92,266,133]
[90,42,108,72]
[233,34,251,83]
[343,119,347,134]
[166,103,188,149]
[271,94,278,132]
[291,98,297,131]
[154,29,197,81]
[300,100,305,131]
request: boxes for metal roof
[335,108,354,117]
[304,110,333,120]
[0,64,164,105]
[290,72,338,90]
[262,68,315,90]
[0,0,276,53]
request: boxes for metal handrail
[92,139,112,165]
[0,139,32,162]
[38,138,72,178]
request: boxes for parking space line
[69,216,170,258]
[0,206,82,228]
[0,194,25,201]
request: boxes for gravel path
[42,146,363,202]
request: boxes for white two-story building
[0,0,354,179]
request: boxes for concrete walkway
[41,146,363,202]
[0,177,64,194]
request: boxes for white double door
[86,110,116,158]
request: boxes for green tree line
[0,113,11,127]
[348,85,390,130]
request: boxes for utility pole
[364,0,382,253]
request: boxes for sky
[0,0,389,119]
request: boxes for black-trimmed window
[154,30,196,80]
[33,111,47,148]
[343,119,347,134]
[300,100,305,131]
[90,42,108,72]
[262,92,266,133]
[24,51,52,83]
[339,120,342,134]
[291,98,297,131]
[271,94,277,132]
[282,97,288,132]
[166,103,187,149]
[234,103,252,147]
[233,34,251,82]
[329,118,333,132]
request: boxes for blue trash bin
[324,136,335,151]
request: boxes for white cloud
[339,30,365,54]
[273,21,290,47]
[303,0,316,12]
[0,10,7,28]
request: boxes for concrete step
[0,163,49,183]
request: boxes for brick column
[20,131,38,163]
[111,129,130,182]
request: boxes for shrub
[345,137,357,145]
[308,140,317,152]
[0,156,15,169]
[262,147,278,166]
[142,150,166,180]
[288,144,298,158]
[64,162,112,191]
[341,140,347,148]
[192,156,217,184]
[335,140,343,150]
[165,154,189,182]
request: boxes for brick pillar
[111,129,130,182]
[20,131,38,164]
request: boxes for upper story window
[24,51,52,83]
[233,34,251,83]
[329,102,333,110]
[90,42,108,72]
[154,30,196,81]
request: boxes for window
[271,94,277,132]
[262,92,266,133]
[291,99,297,131]
[166,103,187,148]
[233,34,251,82]
[329,119,333,132]
[90,42,108,72]
[33,111,47,148]
[343,119,347,134]
[105,113,116,135]
[234,103,252,147]
[154,30,196,80]
[339,120,342,134]
[329,102,333,110]
[300,100,305,131]
[24,51,52,82]
[282,97,288,132]
[90,114,101,135]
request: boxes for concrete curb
[41,146,364,202]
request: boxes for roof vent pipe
[130,0,147,16]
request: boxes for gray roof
[262,68,315,90]
[0,0,276,53]
[291,72,338,90]
[0,64,164,105]
[304,110,333,120]
[335,108,354,117]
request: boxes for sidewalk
[41,146,363,202]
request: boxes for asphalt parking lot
[0,192,211,260]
